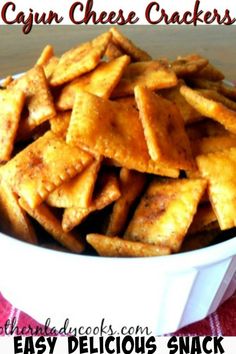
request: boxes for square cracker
[0,180,37,244]
[125,178,207,252]
[107,168,146,236]
[110,96,183,175]
[180,85,236,134]
[50,32,111,86]
[135,86,195,171]
[186,119,229,141]
[2,131,93,208]
[46,158,101,208]
[171,56,208,78]
[56,55,130,110]
[110,27,151,62]
[19,198,84,253]
[197,89,236,112]
[188,202,218,235]
[66,90,179,177]
[194,64,224,81]
[10,66,56,139]
[197,148,236,230]
[0,88,25,162]
[177,54,224,81]
[44,56,59,80]
[36,44,59,80]
[50,111,71,138]
[36,44,54,66]
[190,78,236,101]
[191,135,236,157]
[86,234,170,257]
[180,229,220,253]
[193,63,224,82]
[190,78,221,91]
[62,172,121,232]
[160,83,202,125]
[111,60,178,98]
[105,42,125,60]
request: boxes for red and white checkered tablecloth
[0,292,235,336]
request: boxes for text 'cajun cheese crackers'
[0,28,236,256]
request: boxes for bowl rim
[1,230,236,271]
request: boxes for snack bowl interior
[0,232,236,335]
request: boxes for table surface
[0,26,236,79]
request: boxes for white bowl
[1,27,236,335]
[0,232,236,335]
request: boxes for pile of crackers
[0,28,236,257]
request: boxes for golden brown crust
[135,86,195,171]
[87,234,170,257]
[56,55,130,110]
[50,32,112,86]
[2,131,93,208]
[112,60,178,98]
[125,178,207,252]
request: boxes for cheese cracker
[67,90,179,177]
[125,178,207,251]
[176,54,224,81]
[107,168,146,236]
[191,135,236,157]
[188,202,218,234]
[110,27,151,62]
[111,60,178,98]
[105,42,125,60]
[19,198,84,253]
[11,66,56,139]
[180,85,236,134]
[190,78,236,101]
[197,89,236,112]
[171,56,208,78]
[135,86,195,171]
[47,158,101,208]
[87,234,170,257]
[186,119,229,140]
[36,45,54,66]
[50,32,111,86]
[2,131,93,208]
[0,88,25,161]
[56,55,130,110]
[197,148,236,230]
[160,83,202,124]
[0,181,37,244]
[62,172,121,232]
[50,111,71,138]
